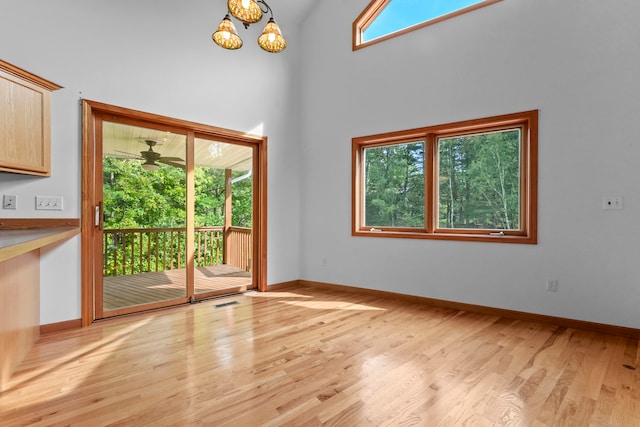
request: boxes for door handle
[95,202,103,229]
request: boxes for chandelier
[212,0,286,53]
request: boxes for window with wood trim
[353,0,502,50]
[352,110,538,244]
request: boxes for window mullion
[425,133,436,233]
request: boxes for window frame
[352,0,503,51]
[352,110,538,244]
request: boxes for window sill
[353,230,536,244]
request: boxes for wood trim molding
[40,319,82,335]
[257,137,268,292]
[267,280,299,291]
[81,100,96,326]
[0,218,79,229]
[0,59,62,91]
[291,280,640,339]
[352,0,503,51]
[82,99,263,144]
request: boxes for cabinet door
[0,61,61,176]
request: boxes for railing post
[223,168,232,265]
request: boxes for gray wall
[2,0,639,329]
[298,0,640,328]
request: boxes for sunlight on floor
[283,300,386,311]
[6,316,155,409]
[246,291,312,299]
[244,289,386,310]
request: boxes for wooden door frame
[81,99,267,326]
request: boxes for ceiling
[101,1,318,172]
[267,0,316,31]
[102,121,253,172]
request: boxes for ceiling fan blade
[158,156,184,162]
[158,159,186,169]
[110,150,143,159]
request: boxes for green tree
[103,158,252,229]
[364,142,424,227]
[194,167,225,227]
[438,130,520,229]
[103,157,186,229]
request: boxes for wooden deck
[103,265,252,310]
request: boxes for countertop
[0,226,80,263]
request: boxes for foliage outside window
[364,142,425,227]
[102,159,253,275]
[352,110,538,243]
[103,159,252,230]
[353,0,502,51]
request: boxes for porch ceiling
[102,121,253,171]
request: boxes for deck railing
[103,226,251,276]
[225,226,252,271]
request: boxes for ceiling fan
[118,139,185,170]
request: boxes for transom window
[352,110,538,244]
[353,0,502,50]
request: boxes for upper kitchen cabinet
[0,59,62,176]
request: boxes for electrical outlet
[603,196,623,210]
[3,195,17,209]
[546,279,558,292]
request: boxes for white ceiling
[267,0,316,29]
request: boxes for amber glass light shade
[227,0,263,25]
[212,15,243,50]
[257,18,286,53]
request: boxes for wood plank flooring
[1,284,639,426]
[103,265,252,310]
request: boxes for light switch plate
[36,195,63,210]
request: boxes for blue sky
[364,0,484,41]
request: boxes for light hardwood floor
[1,284,639,426]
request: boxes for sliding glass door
[193,137,254,299]
[98,121,188,317]
[89,111,261,320]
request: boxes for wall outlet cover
[2,195,17,209]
